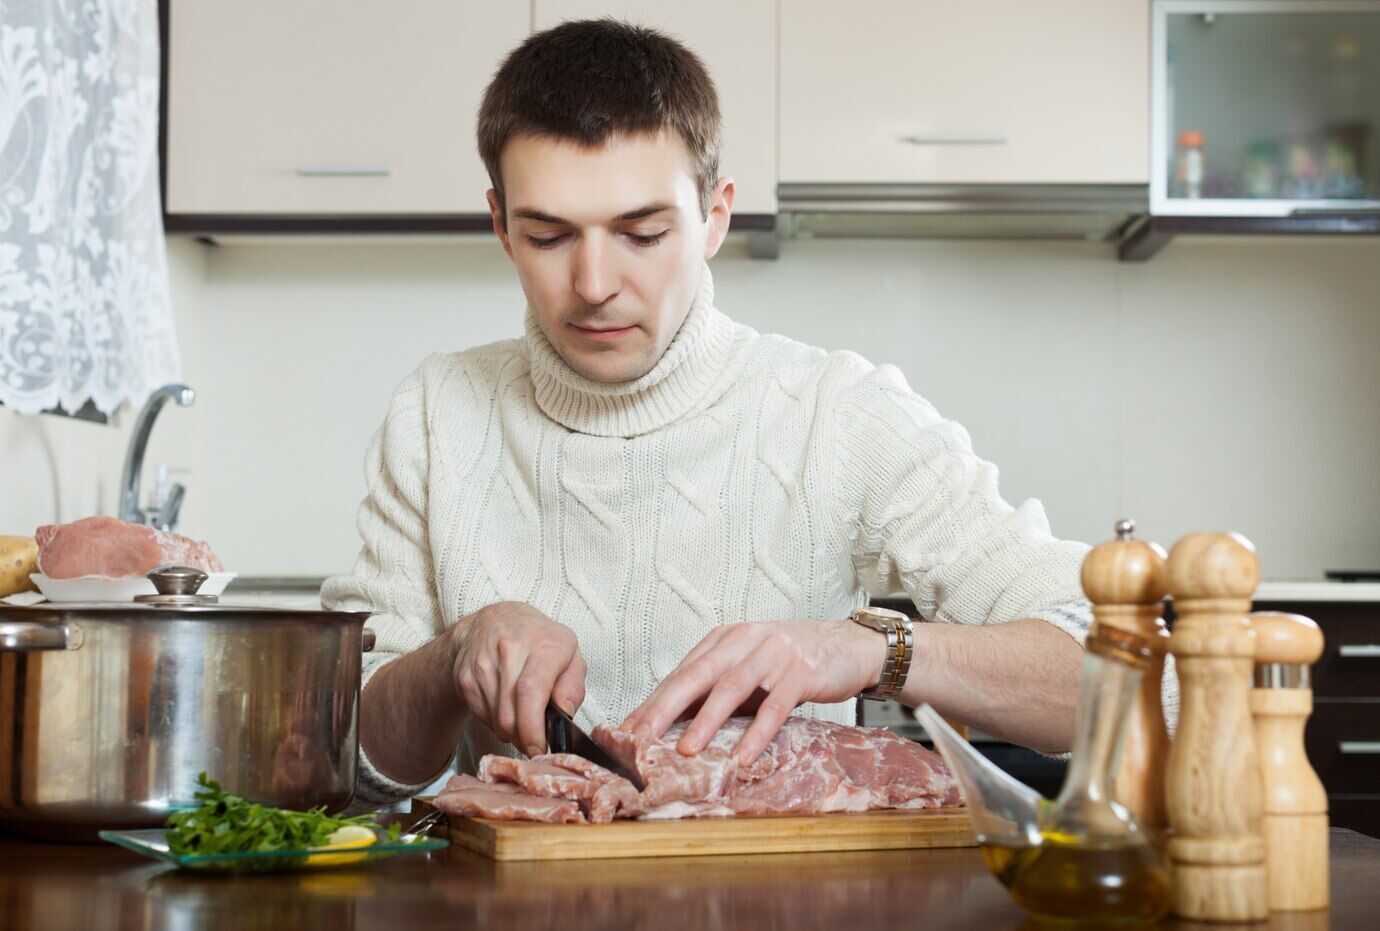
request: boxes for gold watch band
[850,607,914,701]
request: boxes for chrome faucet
[119,384,196,531]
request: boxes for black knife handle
[545,702,572,754]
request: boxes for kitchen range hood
[774,183,1148,244]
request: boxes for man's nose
[572,236,619,307]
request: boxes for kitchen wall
[3,233,1378,581]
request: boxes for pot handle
[0,621,71,651]
[362,628,376,653]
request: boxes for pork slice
[35,516,224,579]
[594,721,740,816]
[828,723,962,809]
[479,754,642,823]
[729,719,871,815]
[433,774,586,824]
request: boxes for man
[322,19,1090,808]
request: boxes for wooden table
[0,826,1375,930]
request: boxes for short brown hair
[477,19,722,223]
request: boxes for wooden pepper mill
[1080,518,1170,835]
[1249,611,1329,912]
[1165,531,1269,922]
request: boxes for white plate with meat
[29,571,238,604]
[29,516,230,603]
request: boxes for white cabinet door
[166,1,529,215]
[533,2,777,214]
[780,0,1149,185]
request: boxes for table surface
[0,824,1375,930]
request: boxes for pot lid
[9,566,372,619]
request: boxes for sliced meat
[596,721,739,816]
[35,516,223,579]
[433,774,585,824]
[831,722,964,809]
[446,716,960,825]
[480,754,642,823]
[729,719,873,815]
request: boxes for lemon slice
[305,824,378,868]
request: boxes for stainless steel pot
[0,567,372,841]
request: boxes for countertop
[0,823,1374,930]
[226,577,1380,605]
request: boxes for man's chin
[559,348,659,385]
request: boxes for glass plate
[99,828,448,873]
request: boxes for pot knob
[135,566,217,605]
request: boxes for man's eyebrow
[614,202,675,222]
[510,203,676,225]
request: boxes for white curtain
[0,0,179,416]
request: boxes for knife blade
[544,702,646,791]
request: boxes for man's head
[478,19,733,384]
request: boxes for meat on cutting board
[434,716,960,823]
[35,516,223,579]
[433,775,586,824]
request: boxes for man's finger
[514,654,563,757]
[552,652,587,717]
[733,681,806,766]
[678,648,780,755]
[493,646,525,746]
[634,646,750,740]
[624,627,729,732]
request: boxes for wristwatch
[849,606,914,701]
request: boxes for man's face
[489,131,733,384]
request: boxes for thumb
[551,652,587,717]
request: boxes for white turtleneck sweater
[322,264,1093,805]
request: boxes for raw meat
[35,516,224,579]
[433,775,585,824]
[479,753,643,823]
[436,716,959,824]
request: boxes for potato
[0,536,39,597]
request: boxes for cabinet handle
[295,166,391,177]
[1339,645,1380,658]
[900,134,1007,145]
[1340,741,1380,755]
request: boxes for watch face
[861,607,908,623]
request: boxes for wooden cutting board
[411,796,976,861]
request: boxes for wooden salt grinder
[1165,531,1269,922]
[1079,518,1170,835]
[1249,611,1328,911]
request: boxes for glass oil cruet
[918,622,1172,926]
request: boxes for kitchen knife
[544,702,646,791]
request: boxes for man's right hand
[450,601,587,758]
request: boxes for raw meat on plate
[35,516,223,579]
[433,716,959,823]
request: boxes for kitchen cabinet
[164,1,528,222]
[532,2,778,215]
[779,0,1150,185]
[1255,599,1380,840]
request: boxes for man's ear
[703,177,735,260]
[487,189,515,262]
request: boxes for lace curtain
[0,0,179,416]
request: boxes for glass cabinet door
[1152,1,1380,215]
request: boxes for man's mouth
[569,322,637,342]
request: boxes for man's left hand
[621,620,888,766]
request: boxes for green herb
[164,772,388,856]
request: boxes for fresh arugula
[164,772,402,855]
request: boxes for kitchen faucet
[119,384,195,531]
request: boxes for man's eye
[627,231,668,248]
[526,234,566,249]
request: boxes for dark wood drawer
[1307,699,1380,794]
[1328,795,1380,840]
[1255,601,1380,698]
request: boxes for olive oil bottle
[990,626,1172,925]
[922,623,1174,927]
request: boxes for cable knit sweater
[322,263,1093,805]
